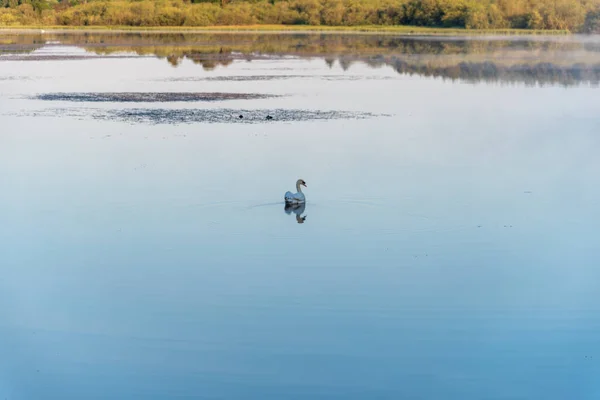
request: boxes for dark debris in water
[14,107,384,125]
[101,108,381,124]
[34,92,277,102]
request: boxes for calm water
[1,32,600,400]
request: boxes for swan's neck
[296,183,303,193]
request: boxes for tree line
[1,0,599,32]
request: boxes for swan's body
[284,179,307,204]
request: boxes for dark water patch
[320,75,396,81]
[163,75,311,82]
[160,75,396,82]
[34,92,277,102]
[12,107,384,125]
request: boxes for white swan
[285,179,306,204]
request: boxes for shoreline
[0,25,570,36]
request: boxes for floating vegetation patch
[99,108,381,124]
[13,107,384,125]
[34,92,278,102]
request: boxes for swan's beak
[302,182,307,187]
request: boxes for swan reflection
[284,203,307,224]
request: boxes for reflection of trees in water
[5,32,599,55]
[165,49,234,70]
[140,47,600,86]
[181,50,235,70]
[388,59,600,86]
[324,56,336,68]
[3,32,600,85]
[0,34,44,55]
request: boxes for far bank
[0,25,570,36]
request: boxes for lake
[1,32,599,399]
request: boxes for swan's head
[297,179,307,188]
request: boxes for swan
[285,179,306,204]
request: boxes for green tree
[465,3,490,28]
[527,9,543,28]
